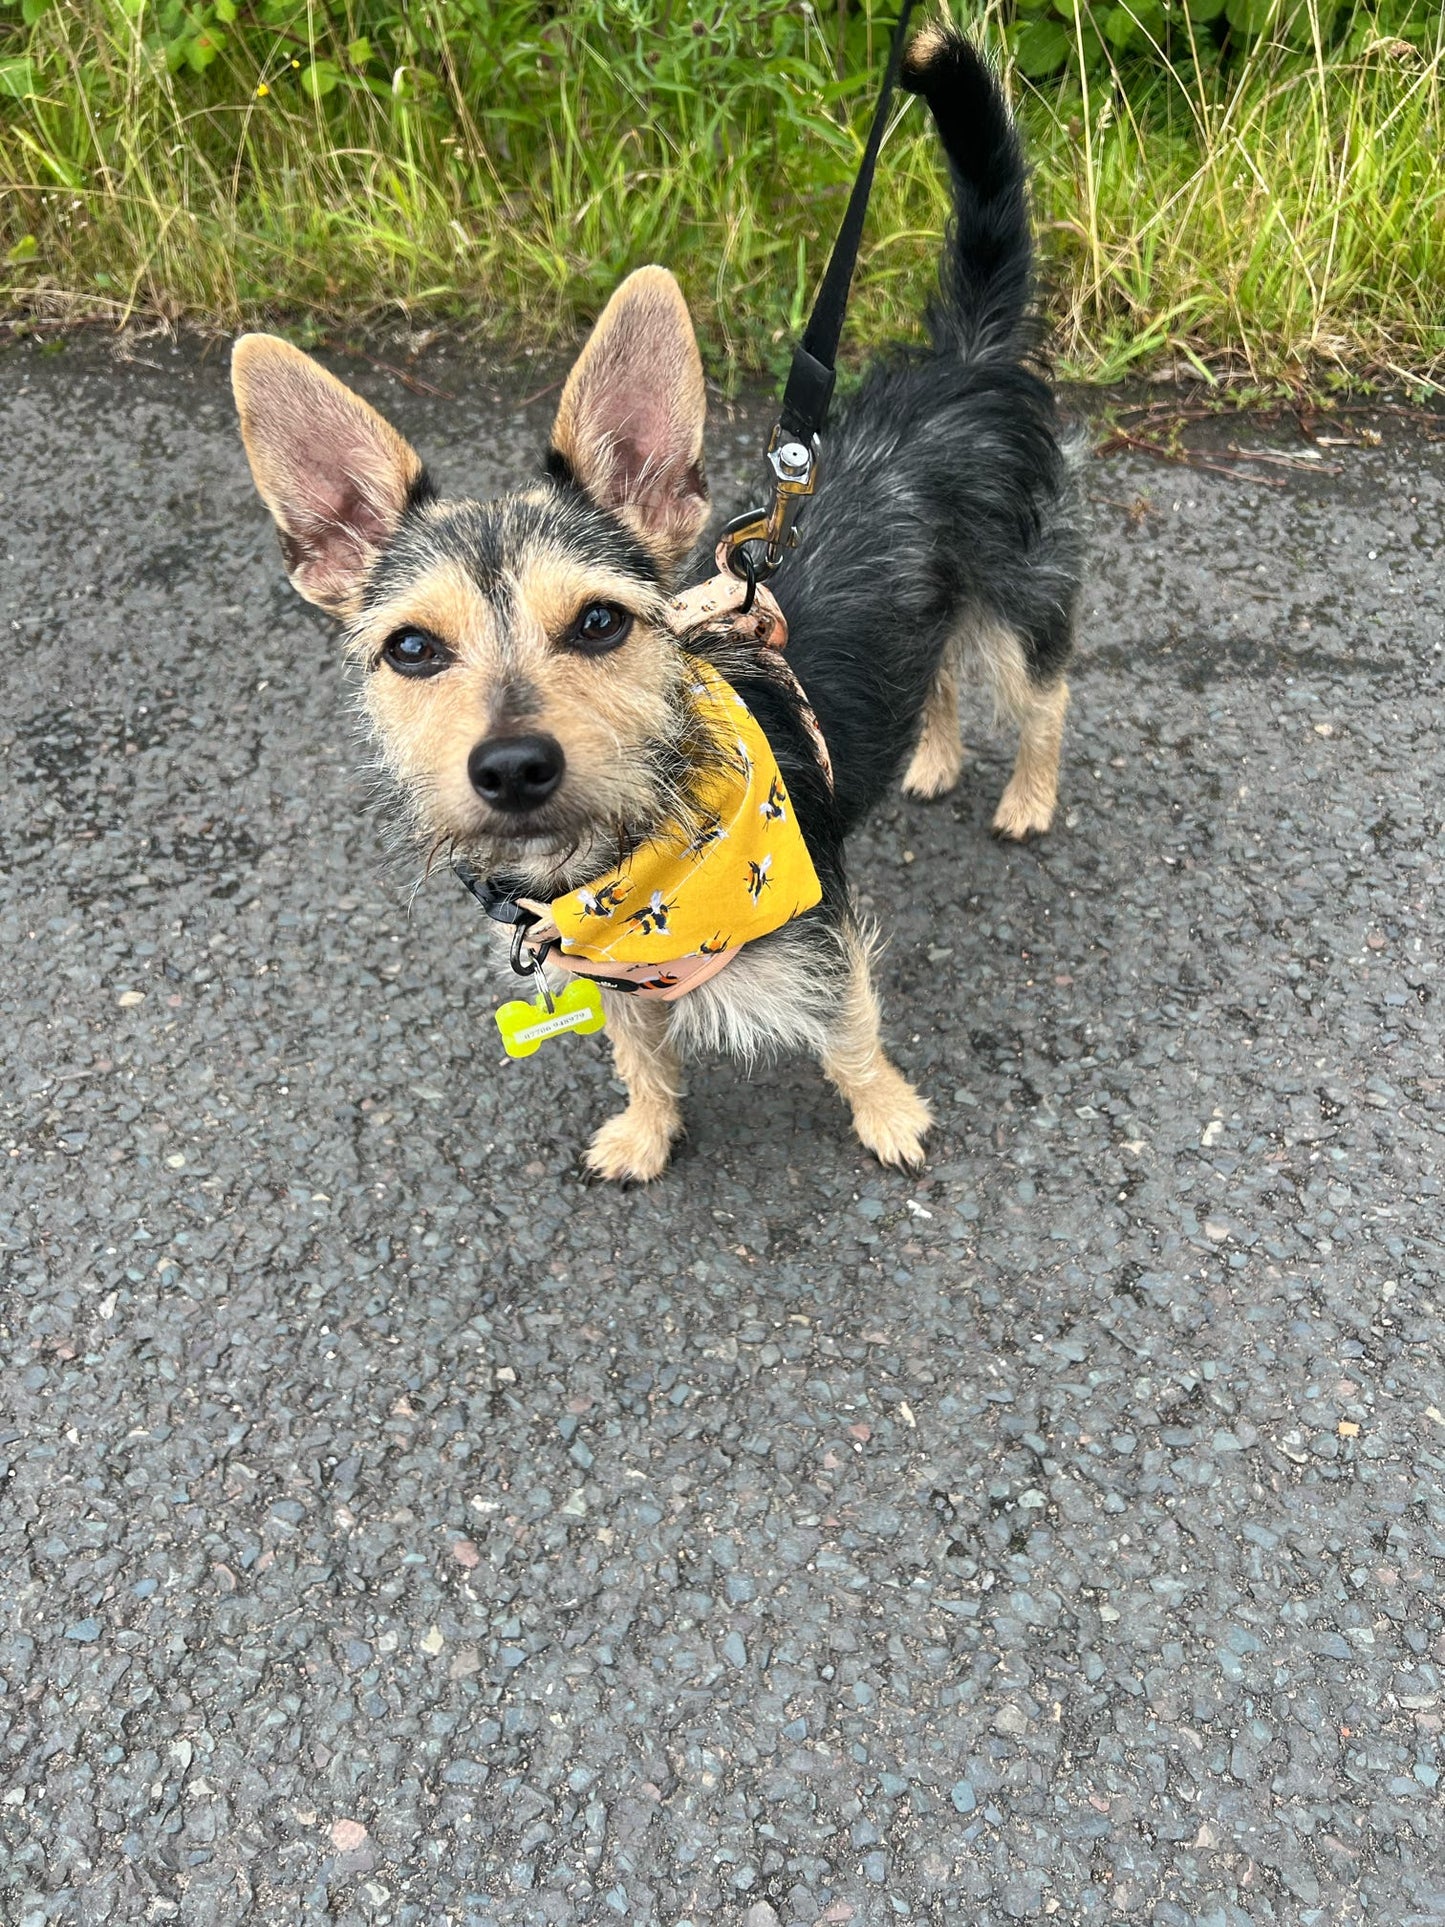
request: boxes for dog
[230,24,1083,1183]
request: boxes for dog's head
[232,268,714,886]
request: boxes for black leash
[722,0,917,594]
[784,0,919,440]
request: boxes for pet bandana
[528,657,822,1000]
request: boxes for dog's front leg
[585,993,684,1183]
[820,929,932,1170]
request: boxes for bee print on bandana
[684,814,729,860]
[579,880,629,919]
[543,660,823,971]
[626,890,674,936]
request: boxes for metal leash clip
[509,920,556,1013]
[452,857,556,1009]
[720,427,821,608]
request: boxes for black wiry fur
[904,27,1035,361]
[696,25,1080,850]
[364,486,663,615]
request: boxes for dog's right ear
[231,335,426,617]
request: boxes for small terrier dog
[231,26,1082,1182]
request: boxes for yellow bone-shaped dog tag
[495,977,607,1058]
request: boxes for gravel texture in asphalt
[2,336,1443,1927]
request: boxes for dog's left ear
[551,266,709,569]
[231,334,426,617]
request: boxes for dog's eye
[567,602,633,654]
[380,627,449,677]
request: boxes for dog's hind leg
[901,652,965,800]
[972,619,1070,840]
[585,994,683,1182]
[820,927,932,1170]
[994,675,1069,841]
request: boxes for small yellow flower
[255,81,269,96]
[290,57,300,68]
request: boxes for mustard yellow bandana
[547,658,821,982]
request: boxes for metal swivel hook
[720,427,821,592]
[509,920,556,1013]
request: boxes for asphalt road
[2,333,1443,1927]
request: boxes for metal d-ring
[530,955,556,1014]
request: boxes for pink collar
[668,546,833,790]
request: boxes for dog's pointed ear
[231,334,426,616]
[550,266,709,568]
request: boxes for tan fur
[586,993,684,1182]
[349,556,496,667]
[551,266,709,570]
[347,545,691,864]
[820,929,932,1170]
[972,620,1068,838]
[504,548,688,843]
[666,930,844,1066]
[349,558,506,836]
[903,615,1069,838]
[901,660,964,798]
[509,546,671,646]
[589,926,928,1176]
[992,676,1069,839]
[972,615,1036,724]
[231,334,424,616]
[901,20,950,81]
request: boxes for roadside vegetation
[1,0,1441,391]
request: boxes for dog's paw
[992,778,1056,841]
[901,732,965,800]
[585,1107,680,1183]
[850,1068,933,1171]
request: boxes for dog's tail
[901,23,1033,361]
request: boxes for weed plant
[1,0,1441,388]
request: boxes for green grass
[1,0,1442,392]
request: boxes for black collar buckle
[452,858,527,924]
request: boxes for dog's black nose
[467,733,565,813]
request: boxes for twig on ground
[516,377,564,408]
[1093,427,1288,487]
[328,343,457,400]
[1223,445,1344,474]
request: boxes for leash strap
[721,0,916,582]
[780,0,917,443]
